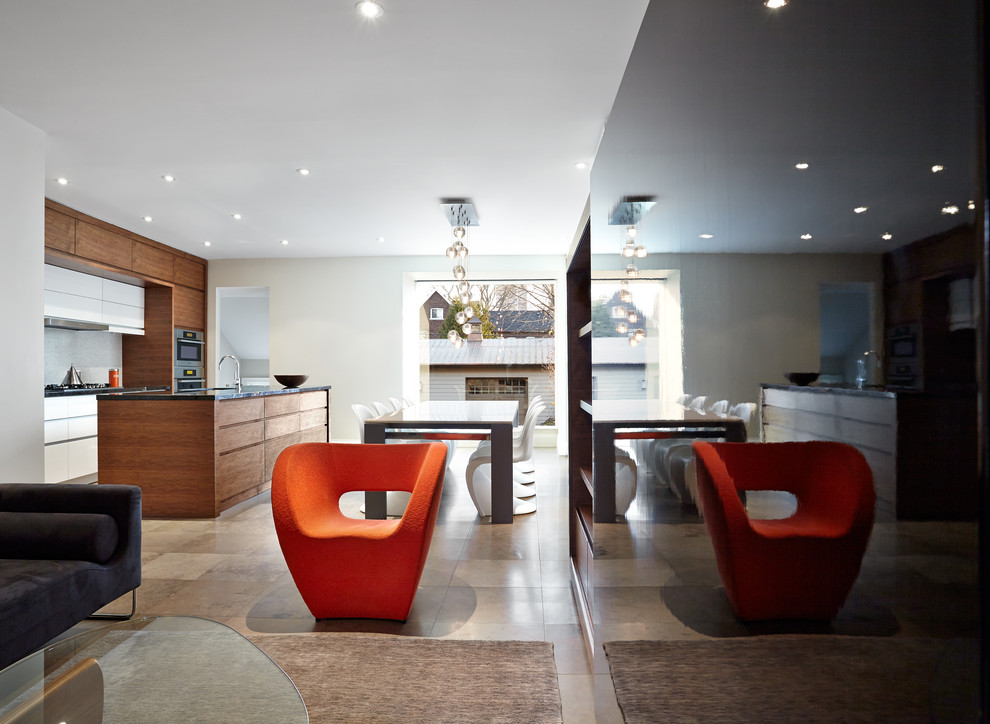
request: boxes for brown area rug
[605,636,968,724]
[250,633,562,724]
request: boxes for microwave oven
[175,329,204,367]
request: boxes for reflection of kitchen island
[97,385,330,517]
[761,383,977,521]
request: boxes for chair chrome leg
[88,588,136,620]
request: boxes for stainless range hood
[44,317,112,332]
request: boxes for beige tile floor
[94,444,980,722]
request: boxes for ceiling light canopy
[356,1,383,19]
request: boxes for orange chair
[693,441,875,621]
[272,441,447,621]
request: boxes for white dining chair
[463,401,547,517]
[614,445,638,516]
[476,396,545,483]
[350,402,412,517]
[371,400,391,416]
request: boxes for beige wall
[594,252,883,408]
[0,107,45,481]
[208,254,566,442]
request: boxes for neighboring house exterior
[591,336,647,400]
[489,310,553,338]
[422,291,450,338]
[427,337,555,424]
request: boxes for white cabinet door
[44,289,103,323]
[44,397,69,421]
[102,278,144,306]
[45,419,69,444]
[67,414,98,439]
[44,444,69,483]
[45,264,103,297]
[67,395,98,417]
[67,437,98,479]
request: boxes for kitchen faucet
[218,354,241,392]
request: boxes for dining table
[591,398,747,523]
[363,400,520,523]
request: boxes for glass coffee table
[0,616,308,723]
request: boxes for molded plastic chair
[371,400,390,416]
[475,397,545,483]
[272,441,447,620]
[351,403,412,516]
[614,446,637,516]
[693,441,875,621]
[464,401,547,517]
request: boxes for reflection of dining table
[591,399,747,523]
[364,401,520,524]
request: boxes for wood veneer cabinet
[97,388,330,518]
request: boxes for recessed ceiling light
[56,177,70,185]
[142,216,154,223]
[699,234,714,239]
[801,233,812,240]
[794,162,809,170]
[377,237,385,243]
[942,204,959,215]
[356,1,383,19]
[280,239,289,245]
[765,0,787,7]
[968,200,976,210]
[203,241,212,247]
[574,162,587,170]
[297,168,310,176]
[161,174,175,183]
[854,206,868,214]
[881,233,893,240]
[232,213,242,220]
[931,164,944,173]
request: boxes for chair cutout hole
[338,491,410,519]
[744,490,797,520]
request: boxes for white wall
[208,254,566,442]
[0,107,45,481]
[594,252,883,407]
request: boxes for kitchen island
[97,384,330,517]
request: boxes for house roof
[490,310,553,335]
[429,337,554,366]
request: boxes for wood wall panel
[174,257,206,290]
[121,285,174,388]
[75,221,133,270]
[132,242,174,282]
[173,285,205,330]
[45,208,76,253]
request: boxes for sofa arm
[0,484,141,568]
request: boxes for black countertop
[97,384,331,401]
[45,386,169,398]
[761,382,895,399]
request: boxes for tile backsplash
[45,328,123,385]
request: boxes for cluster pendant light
[609,196,655,346]
[441,201,479,348]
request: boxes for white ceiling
[590,0,981,256]
[0,0,648,260]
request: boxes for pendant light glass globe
[461,322,473,335]
[614,305,627,318]
[634,328,645,341]
[445,246,457,259]
[453,265,466,280]
[628,336,640,347]
[626,264,639,279]
[616,321,628,334]
[452,335,464,348]
[635,245,647,258]
[463,305,475,318]
[457,246,469,259]
[455,311,468,325]
[619,288,632,304]
[628,311,638,324]
[452,226,467,240]
[622,241,636,258]
[626,225,638,239]
[452,239,465,250]
[457,281,470,295]
[447,329,459,342]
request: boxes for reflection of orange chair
[693,441,875,621]
[272,442,447,621]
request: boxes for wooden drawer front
[217,397,264,427]
[217,420,264,453]
[266,413,300,440]
[173,285,205,330]
[216,445,264,502]
[265,432,302,481]
[299,407,327,431]
[835,394,895,425]
[45,209,76,253]
[75,221,133,270]
[298,390,327,411]
[763,388,838,415]
[299,425,328,444]
[265,393,301,417]
[173,257,206,290]
[132,242,174,282]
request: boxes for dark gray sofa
[0,483,141,671]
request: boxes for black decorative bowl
[784,372,819,386]
[274,374,309,388]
